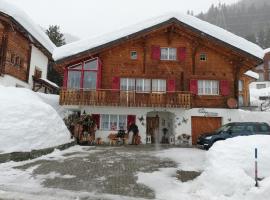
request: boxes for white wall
[0,74,29,88]
[28,45,49,87]
[64,106,270,145]
[250,81,270,89]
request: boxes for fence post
[255,148,259,187]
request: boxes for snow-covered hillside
[0,86,71,154]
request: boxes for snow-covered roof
[53,12,264,61]
[40,78,59,88]
[0,0,56,54]
[244,70,259,79]
[264,48,270,54]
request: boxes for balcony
[60,89,192,108]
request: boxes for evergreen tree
[258,29,266,48]
[46,25,66,47]
[265,27,270,48]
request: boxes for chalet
[250,49,270,90]
[54,13,264,145]
[0,0,58,93]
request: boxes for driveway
[0,146,205,200]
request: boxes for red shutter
[127,115,136,128]
[190,79,198,95]
[178,47,186,61]
[63,68,68,88]
[112,77,120,91]
[220,80,229,96]
[151,45,161,60]
[167,79,176,92]
[92,114,100,129]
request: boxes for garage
[191,117,222,145]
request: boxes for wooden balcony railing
[60,89,192,108]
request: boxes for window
[238,80,243,92]
[198,80,219,95]
[120,78,135,91]
[130,51,137,60]
[84,71,97,89]
[101,115,127,131]
[200,53,207,61]
[68,70,81,89]
[136,79,151,93]
[258,72,264,82]
[238,95,244,107]
[67,58,99,89]
[11,53,16,64]
[152,79,166,92]
[160,48,177,60]
[15,56,21,67]
[84,59,98,70]
[34,67,42,79]
[256,83,266,89]
[259,124,270,132]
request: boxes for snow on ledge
[53,12,264,61]
[0,0,55,54]
[244,70,259,79]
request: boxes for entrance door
[191,117,222,145]
[147,117,159,143]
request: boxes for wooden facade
[56,19,262,109]
[0,13,51,84]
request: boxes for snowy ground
[0,136,269,200]
[0,86,71,153]
[0,146,203,200]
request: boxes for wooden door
[191,117,222,145]
[147,117,159,143]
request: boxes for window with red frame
[67,58,99,89]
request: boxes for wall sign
[198,108,219,117]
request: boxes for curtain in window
[161,48,168,60]
[101,115,109,130]
[169,48,177,60]
[110,115,118,130]
[84,71,97,89]
[68,71,81,89]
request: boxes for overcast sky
[11,0,240,39]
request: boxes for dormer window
[130,51,137,60]
[161,48,176,60]
[200,53,207,61]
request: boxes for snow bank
[0,0,55,54]
[53,12,264,61]
[0,86,71,153]
[138,136,270,200]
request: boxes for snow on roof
[53,12,264,61]
[40,78,59,88]
[244,70,259,79]
[264,48,270,54]
[0,0,56,54]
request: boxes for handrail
[60,88,192,108]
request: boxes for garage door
[191,117,222,145]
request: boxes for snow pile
[250,87,270,106]
[138,136,270,200]
[199,136,270,199]
[53,12,264,61]
[0,0,55,54]
[37,92,67,118]
[0,86,71,154]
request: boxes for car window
[246,125,255,133]
[259,124,270,132]
[230,125,245,133]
